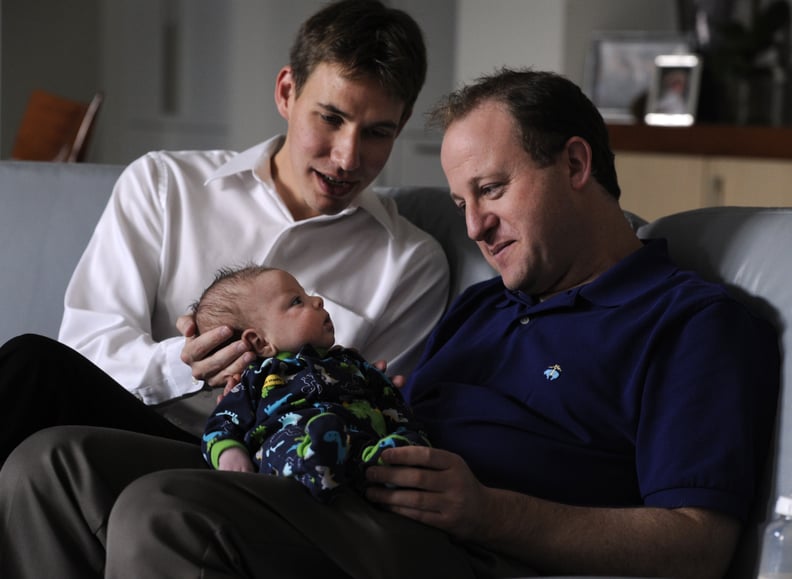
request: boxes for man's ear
[274,66,296,122]
[242,328,277,358]
[565,136,593,191]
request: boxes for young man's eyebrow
[318,102,400,131]
[318,102,346,117]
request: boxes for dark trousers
[0,336,538,578]
[0,426,499,578]
[0,334,197,462]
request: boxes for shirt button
[520,316,530,325]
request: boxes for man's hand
[217,446,255,473]
[372,359,406,388]
[364,446,488,541]
[177,313,255,388]
[366,446,739,579]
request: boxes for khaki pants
[0,426,536,578]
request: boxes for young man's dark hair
[289,0,427,124]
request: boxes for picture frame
[644,54,702,127]
[583,31,691,123]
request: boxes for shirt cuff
[165,336,205,399]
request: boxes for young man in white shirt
[0,0,447,459]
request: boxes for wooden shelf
[608,124,792,160]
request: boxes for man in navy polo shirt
[364,68,779,579]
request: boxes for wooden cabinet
[610,125,792,221]
[616,153,792,221]
[616,153,706,221]
[707,158,792,207]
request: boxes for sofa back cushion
[378,185,496,301]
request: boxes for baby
[194,265,430,502]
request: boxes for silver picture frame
[644,54,703,127]
[583,31,691,124]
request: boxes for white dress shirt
[60,136,449,406]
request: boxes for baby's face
[249,269,335,353]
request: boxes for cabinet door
[707,158,792,207]
[100,0,231,163]
[615,152,707,221]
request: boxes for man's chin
[315,203,346,216]
[502,279,520,292]
[314,193,359,215]
[500,272,530,294]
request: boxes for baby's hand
[216,374,241,404]
[217,447,255,473]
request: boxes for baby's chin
[308,338,335,351]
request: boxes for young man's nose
[331,132,361,173]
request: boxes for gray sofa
[1,160,790,578]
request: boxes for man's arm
[366,446,739,579]
[59,154,180,403]
[58,152,248,404]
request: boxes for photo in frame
[583,31,691,123]
[644,54,702,126]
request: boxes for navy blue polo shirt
[403,240,779,522]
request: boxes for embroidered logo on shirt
[544,364,562,381]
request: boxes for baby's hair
[191,264,276,337]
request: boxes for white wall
[455,0,677,87]
[0,0,101,158]
[96,0,234,164]
[456,0,566,84]
[226,1,324,150]
[0,0,679,168]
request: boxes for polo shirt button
[520,316,530,325]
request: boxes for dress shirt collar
[204,135,397,238]
[205,136,281,184]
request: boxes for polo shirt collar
[203,135,398,238]
[501,239,678,310]
[578,238,677,306]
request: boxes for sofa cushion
[0,161,123,343]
